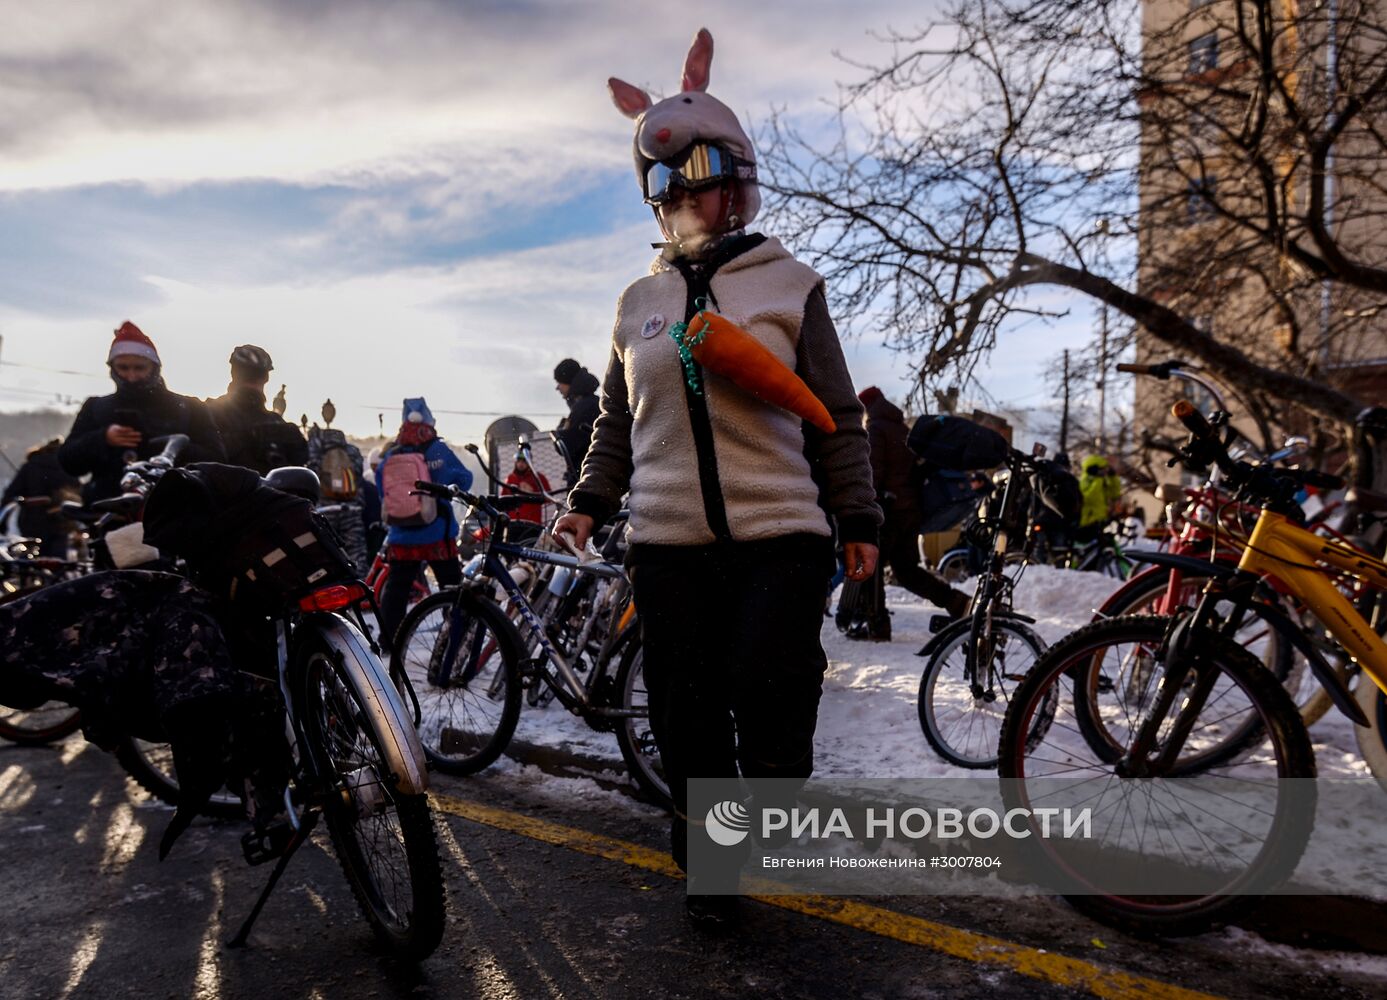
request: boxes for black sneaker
[686,892,739,931]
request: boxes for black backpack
[907,415,1009,471]
[1033,462,1083,521]
[143,463,355,612]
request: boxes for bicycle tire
[935,549,971,584]
[613,634,672,810]
[0,585,83,745]
[114,738,245,819]
[1354,676,1387,794]
[1000,616,1316,937]
[299,642,445,961]
[393,588,523,774]
[917,616,1050,768]
[1093,566,1299,707]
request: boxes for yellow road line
[429,793,1221,1000]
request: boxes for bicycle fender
[1093,555,1230,618]
[313,615,432,793]
[1244,601,1370,727]
[1127,550,1236,577]
[915,611,1037,658]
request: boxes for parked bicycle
[996,400,1387,936]
[915,445,1057,767]
[391,480,666,808]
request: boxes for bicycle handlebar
[1116,361,1180,377]
[1171,400,1345,499]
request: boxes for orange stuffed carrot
[672,310,837,434]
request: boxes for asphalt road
[0,736,1383,1000]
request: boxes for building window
[1189,32,1218,74]
[1186,175,1217,223]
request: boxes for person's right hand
[105,424,142,448]
[552,512,595,552]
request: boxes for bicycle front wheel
[1354,675,1387,794]
[1000,616,1316,936]
[917,616,1050,768]
[0,586,82,745]
[393,589,523,774]
[300,642,445,961]
[613,635,671,810]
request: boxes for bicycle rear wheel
[300,642,445,961]
[1000,616,1316,936]
[115,738,245,818]
[393,589,522,774]
[613,635,671,809]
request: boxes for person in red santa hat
[59,321,225,502]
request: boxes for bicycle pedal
[241,822,294,866]
[928,615,952,634]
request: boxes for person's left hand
[844,542,879,581]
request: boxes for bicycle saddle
[60,502,106,526]
[263,466,321,504]
[1346,486,1387,515]
[88,495,145,521]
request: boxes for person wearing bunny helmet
[553,28,882,927]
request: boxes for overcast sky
[0,0,1101,442]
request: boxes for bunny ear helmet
[608,77,652,119]
[681,28,713,92]
[610,28,761,227]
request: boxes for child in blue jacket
[377,398,472,642]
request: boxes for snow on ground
[494,561,1387,973]
[507,562,1373,785]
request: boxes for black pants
[881,512,958,608]
[629,537,833,869]
[380,557,462,645]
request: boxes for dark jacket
[862,393,920,518]
[206,385,308,474]
[58,379,226,502]
[555,368,601,483]
[2,445,80,543]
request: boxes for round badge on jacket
[640,313,666,339]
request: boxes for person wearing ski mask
[59,321,225,502]
[552,29,881,926]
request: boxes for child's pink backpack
[380,451,437,527]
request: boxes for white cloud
[0,1,933,191]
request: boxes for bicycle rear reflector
[299,582,369,613]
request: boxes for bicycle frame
[440,537,637,720]
[1236,510,1387,696]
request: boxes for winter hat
[401,397,436,427]
[608,28,761,227]
[553,358,582,384]
[108,321,160,366]
[857,386,884,406]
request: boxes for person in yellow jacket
[1077,455,1122,542]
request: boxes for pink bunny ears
[607,27,714,119]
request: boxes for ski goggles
[642,143,757,205]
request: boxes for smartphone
[113,408,143,433]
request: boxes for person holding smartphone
[59,321,225,501]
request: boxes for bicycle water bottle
[548,565,574,597]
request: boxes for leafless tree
[760,0,1387,483]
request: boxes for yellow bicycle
[997,400,1387,935]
